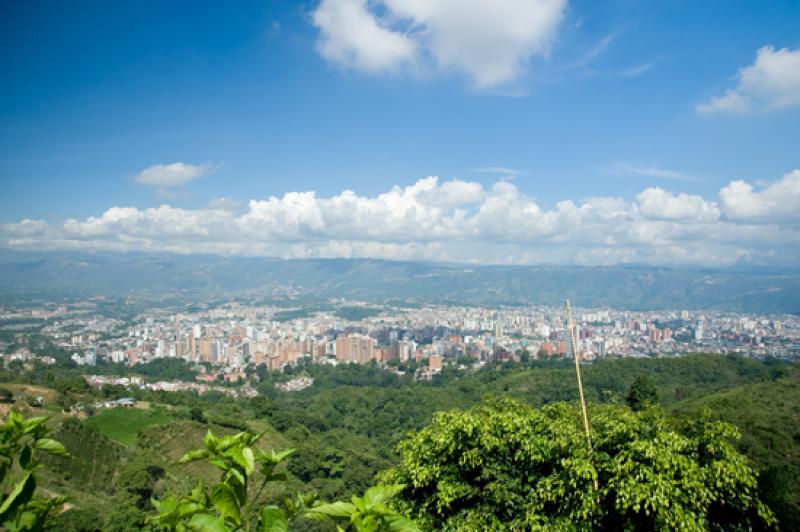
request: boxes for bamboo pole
[565,300,599,491]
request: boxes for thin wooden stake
[566,299,599,491]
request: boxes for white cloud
[720,169,800,221]
[3,172,800,266]
[311,0,567,87]
[697,45,800,114]
[636,188,719,222]
[312,0,416,72]
[133,162,218,188]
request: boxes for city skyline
[2,1,799,266]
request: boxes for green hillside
[87,407,175,445]
[4,353,798,530]
[671,375,800,529]
[39,416,127,510]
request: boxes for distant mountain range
[0,251,798,313]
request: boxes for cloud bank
[3,171,800,266]
[697,45,800,114]
[312,0,567,88]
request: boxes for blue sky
[1,0,799,266]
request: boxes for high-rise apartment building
[335,334,376,364]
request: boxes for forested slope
[3,353,797,529]
[672,375,800,528]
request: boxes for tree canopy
[381,397,776,530]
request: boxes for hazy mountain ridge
[0,251,798,313]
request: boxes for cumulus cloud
[134,162,219,188]
[635,188,719,221]
[697,45,800,114]
[312,0,416,72]
[719,169,800,221]
[2,173,800,266]
[311,0,567,87]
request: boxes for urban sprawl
[2,300,798,393]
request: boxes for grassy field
[87,407,175,445]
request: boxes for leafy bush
[149,429,418,531]
[381,397,776,530]
[0,410,70,530]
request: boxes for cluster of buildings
[0,347,56,367]
[1,300,798,387]
[83,374,258,398]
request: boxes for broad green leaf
[0,472,36,520]
[179,501,207,519]
[241,446,255,474]
[189,481,208,504]
[6,410,24,430]
[226,468,246,490]
[204,430,219,451]
[22,416,48,435]
[178,448,210,464]
[210,483,241,525]
[305,501,356,521]
[187,512,229,532]
[19,446,33,470]
[34,438,70,457]
[217,435,238,452]
[152,495,179,516]
[259,505,288,532]
[362,484,404,508]
[385,515,422,532]
[227,446,254,475]
[270,449,296,464]
[209,459,229,471]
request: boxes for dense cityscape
[2,299,797,393]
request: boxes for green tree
[188,406,206,423]
[0,410,71,530]
[380,397,776,530]
[116,460,165,510]
[626,375,658,411]
[56,393,75,413]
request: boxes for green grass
[87,407,174,445]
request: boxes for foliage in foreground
[381,397,777,530]
[149,428,419,531]
[0,410,70,531]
